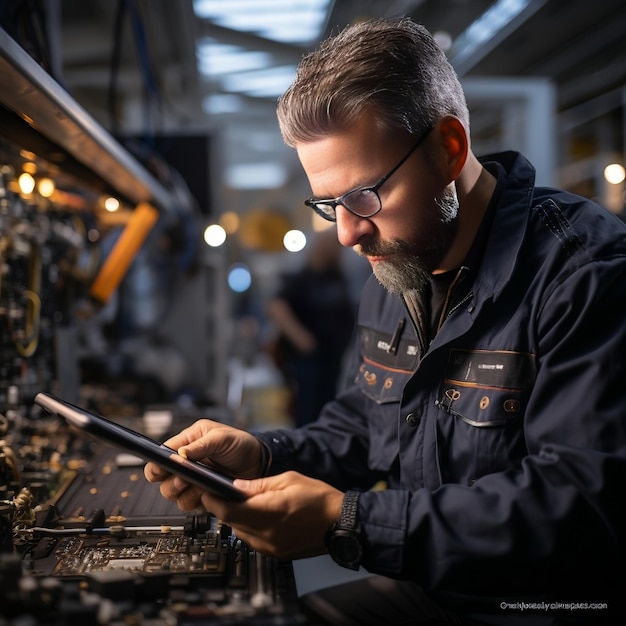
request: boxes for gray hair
[277,17,469,146]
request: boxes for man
[145,18,626,625]
[267,229,356,427]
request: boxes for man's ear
[436,116,468,182]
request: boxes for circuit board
[1,423,309,625]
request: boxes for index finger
[144,460,170,482]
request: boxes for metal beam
[0,26,175,210]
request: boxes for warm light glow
[104,196,120,212]
[283,229,306,252]
[18,172,35,195]
[219,211,240,234]
[604,163,626,185]
[37,177,55,198]
[204,223,227,247]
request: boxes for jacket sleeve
[256,364,388,492]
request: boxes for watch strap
[338,490,360,530]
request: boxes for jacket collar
[471,151,536,302]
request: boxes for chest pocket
[435,348,536,483]
[355,324,420,403]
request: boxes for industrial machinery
[0,23,309,626]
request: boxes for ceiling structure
[6,0,626,222]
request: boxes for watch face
[331,530,362,563]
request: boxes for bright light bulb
[283,229,306,252]
[18,172,35,195]
[37,177,55,198]
[604,163,626,185]
[204,224,227,247]
[104,196,120,212]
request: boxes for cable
[107,0,163,138]
[107,0,126,134]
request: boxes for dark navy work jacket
[259,152,626,624]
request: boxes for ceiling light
[196,39,296,98]
[202,94,244,115]
[226,163,287,189]
[197,43,272,76]
[450,0,537,69]
[193,0,331,44]
[222,65,297,98]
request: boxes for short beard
[359,187,459,295]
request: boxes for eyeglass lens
[313,188,380,221]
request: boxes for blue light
[228,264,252,293]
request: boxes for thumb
[177,440,212,462]
[233,477,268,495]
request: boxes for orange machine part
[89,202,159,303]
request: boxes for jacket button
[405,413,420,427]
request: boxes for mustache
[355,239,405,257]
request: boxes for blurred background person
[267,230,356,426]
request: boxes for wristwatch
[326,490,363,570]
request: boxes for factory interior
[0,0,624,623]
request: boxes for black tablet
[34,392,247,502]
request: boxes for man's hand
[201,471,344,560]
[144,419,266,510]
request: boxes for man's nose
[335,205,375,248]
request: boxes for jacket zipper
[435,266,471,332]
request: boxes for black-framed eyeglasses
[304,125,433,222]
